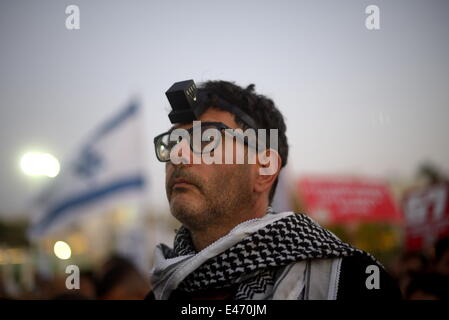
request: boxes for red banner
[402,183,449,250]
[298,175,401,224]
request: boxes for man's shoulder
[337,254,402,300]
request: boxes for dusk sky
[1,0,448,219]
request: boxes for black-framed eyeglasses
[153,121,258,162]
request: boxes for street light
[20,152,60,178]
[53,241,71,260]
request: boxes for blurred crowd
[0,255,150,300]
[391,236,449,300]
[1,237,449,300]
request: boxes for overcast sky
[1,0,448,219]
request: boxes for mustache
[167,168,204,193]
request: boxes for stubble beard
[168,169,253,233]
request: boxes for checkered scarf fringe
[171,210,375,298]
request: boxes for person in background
[433,236,449,277]
[405,273,449,300]
[96,255,150,300]
[393,251,429,297]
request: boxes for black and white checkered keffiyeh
[169,208,375,299]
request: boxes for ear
[253,149,282,194]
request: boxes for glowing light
[53,241,71,260]
[20,152,60,178]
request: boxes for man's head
[159,80,288,232]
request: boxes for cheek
[165,164,170,180]
[222,163,254,187]
[197,165,225,193]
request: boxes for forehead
[169,108,239,131]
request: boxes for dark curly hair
[196,80,289,204]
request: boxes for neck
[190,198,269,252]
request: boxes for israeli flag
[28,101,147,240]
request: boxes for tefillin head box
[165,79,206,124]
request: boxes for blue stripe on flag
[31,175,145,236]
[92,102,139,142]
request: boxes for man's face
[165,108,255,231]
